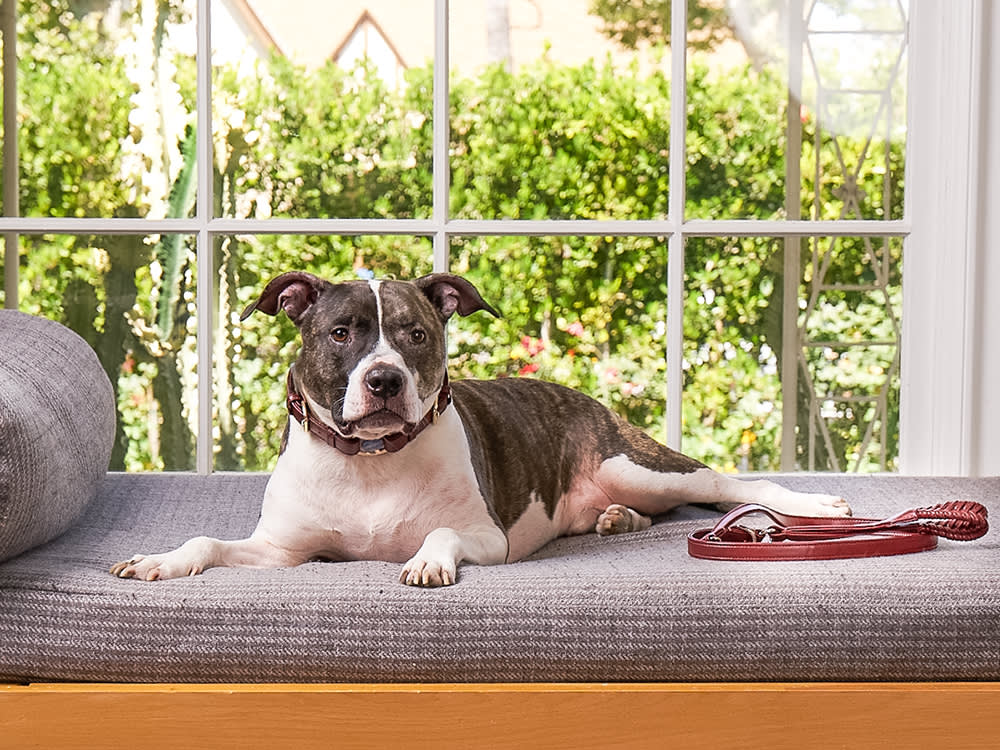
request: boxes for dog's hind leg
[591,421,852,524]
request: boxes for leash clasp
[706,525,775,544]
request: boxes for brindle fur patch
[452,378,703,531]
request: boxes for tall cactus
[155,123,197,340]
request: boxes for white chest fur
[253,408,495,564]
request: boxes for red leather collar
[688,501,988,561]
[285,368,451,456]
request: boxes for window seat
[2,471,998,684]
[2,312,997,747]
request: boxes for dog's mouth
[336,407,412,439]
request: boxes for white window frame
[2,0,997,476]
[901,0,999,476]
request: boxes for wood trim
[3,682,999,749]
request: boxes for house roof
[235,0,659,73]
[221,0,282,58]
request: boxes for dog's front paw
[110,552,203,581]
[399,556,457,587]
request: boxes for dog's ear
[414,274,501,320]
[240,271,327,325]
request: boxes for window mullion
[665,0,687,450]
[781,0,805,471]
[432,0,450,272]
[2,0,18,310]
[196,0,214,474]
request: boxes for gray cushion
[0,472,996,682]
[0,310,115,563]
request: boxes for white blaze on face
[369,279,386,349]
[340,280,424,429]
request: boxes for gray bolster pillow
[0,310,115,562]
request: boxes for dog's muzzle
[286,367,451,456]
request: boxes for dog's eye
[331,327,349,343]
[410,329,426,345]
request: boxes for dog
[111,272,851,587]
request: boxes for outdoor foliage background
[3,1,902,473]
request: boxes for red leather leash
[687,501,989,561]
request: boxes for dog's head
[242,272,499,440]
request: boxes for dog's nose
[365,367,404,399]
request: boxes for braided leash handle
[896,501,990,541]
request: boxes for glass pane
[212,0,434,219]
[687,0,907,221]
[16,1,195,219]
[799,233,901,471]
[683,235,901,473]
[682,237,783,472]
[214,235,432,471]
[449,4,671,220]
[20,233,197,471]
[450,235,668,437]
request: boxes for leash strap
[687,501,989,561]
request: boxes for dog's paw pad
[596,505,633,536]
[596,504,650,536]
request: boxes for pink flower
[521,336,546,357]
[519,363,540,376]
[566,321,585,337]
[621,381,645,396]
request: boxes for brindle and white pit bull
[112,272,851,587]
